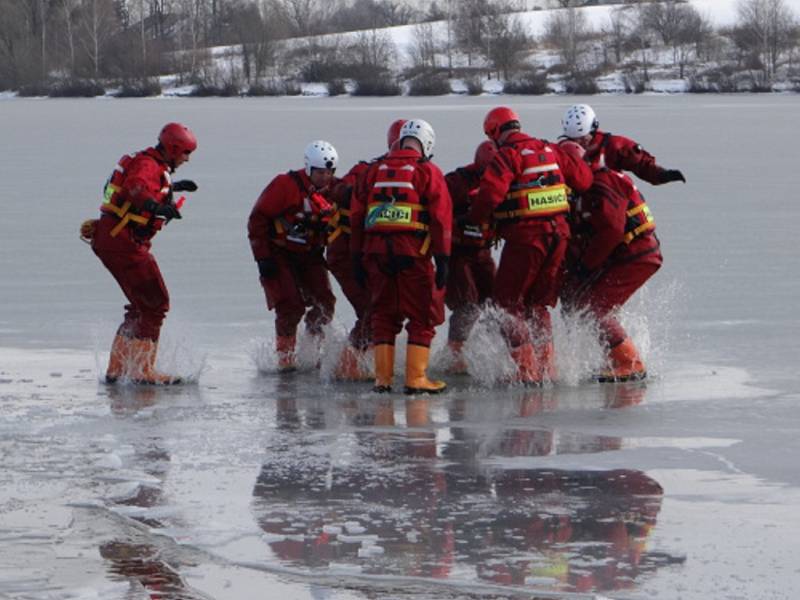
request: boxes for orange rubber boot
[509,343,541,386]
[404,344,447,395]
[276,335,297,372]
[129,339,181,385]
[446,340,468,375]
[536,340,558,384]
[598,337,646,383]
[334,345,373,381]
[105,334,131,383]
[373,344,395,393]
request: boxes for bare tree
[735,0,797,83]
[0,0,34,87]
[544,5,590,74]
[644,1,711,77]
[454,0,492,66]
[329,0,417,31]
[229,0,280,82]
[627,1,652,83]
[409,21,438,69]
[353,27,394,70]
[602,5,627,65]
[273,0,334,36]
[485,12,530,79]
[59,0,80,74]
[77,0,118,76]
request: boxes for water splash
[90,325,206,385]
[431,275,682,388]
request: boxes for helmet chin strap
[156,144,176,171]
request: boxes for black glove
[660,169,686,184]
[143,198,182,222]
[434,254,449,290]
[172,179,198,192]
[352,252,368,288]
[257,257,279,280]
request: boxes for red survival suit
[350,147,452,393]
[584,130,681,186]
[92,148,175,343]
[470,132,593,384]
[328,162,372,352]
[248,169,336,369]
[562,168,663,381]
[444,162,496,371]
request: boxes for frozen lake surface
[1,95,799,599]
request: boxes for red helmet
[474,140,497,171]
[158,123,197,162]
[386,119,407,150]
[483,106,520,140]
[558,140,586,162]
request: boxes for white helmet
[399,119,435,159]
[304,140,338,175]
[561,104,598,139]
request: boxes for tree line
[1,0,798,95]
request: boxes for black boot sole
[595,372,647,384]
[403,386,447,395]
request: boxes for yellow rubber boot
[276,335,297,372]
[404,344,447,395]
[598,337,646,383]
[509,343,541,386]
[373,344,395,393]
[446,340,468,375]
[129,339,181,385]
[334,345,373,381]
[105,334,131,384]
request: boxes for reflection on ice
[250,392,681,596]
[0,347,782,599]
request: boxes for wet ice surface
[2,95,800,599]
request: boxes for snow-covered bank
[4,0,800,99]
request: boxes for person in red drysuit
[326,119,407,381]
[350,119,452,394]
[468,107,593,385]
[559,140,663,382]
[561,104,685,186]
[248,140,338,371]
[443,140,498,374]
[86,122,198,385]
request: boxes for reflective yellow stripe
[103,200,149,237]
[103,182,120,204]
[495,185,569,219]
[367,201,426,212]
[419,234,431,256]
[103,199,129,218]
[623,221,655,244]
[522,163,559,176]
[327,228,342,244]
[109,215,129,237]
[109,213,150,237]
[374,181,415,190]
[366,202,429,230]
[626,203,651,219]
[622,203,655,244]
